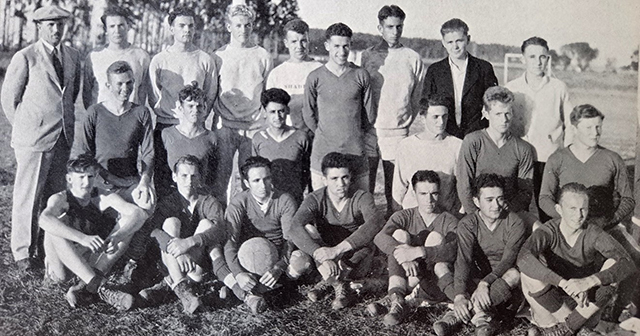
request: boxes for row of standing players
[3,3,638,336]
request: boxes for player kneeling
[434,174,527,336]
[224,156,311,314]
[289,152,385,310]
[369,170,459,326]
[141,155,240,314]
[40,155,148,310]
[519,183,637,336]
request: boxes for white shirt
[448,56,468,126]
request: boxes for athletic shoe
[472,311,496,336]
[528,323,574,336]
[307,281,331,302]
[576,327,601,336]
[138,280,169,305]
[331,281,354,310]
[98,284,134,311]
[244,294,267,314]
[365,295,392,316]
[433,310,461,336]
[173,281,201,314]
[383,293,408,326]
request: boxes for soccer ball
[238,237,279,276]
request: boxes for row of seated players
[41,148,639,336]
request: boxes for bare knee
[287,250,313,279]
[601,258,616,271]
[392,229,411,244]
[304,224,322,241]
[502,268,521,287]
[433,262,450,278]
[163,217,182,237]
[195,219,214,235]
[424,231,444,247]
[43,233,68,282]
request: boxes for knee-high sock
[212,257,245,300]
[437,273,456,302]
[489,278,512,307]
[529,284,564,313]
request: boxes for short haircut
[283,19,309,35]
[411,170,440,189]
[100,6,131,27]
[261,88,291,108]
[483,86,514,111]
[240,156,272,181]
[570,104,605,126]
[325,22,352,40]
[418,94,453,115]
[226,4,255,22]
[521,36,549,53]
[178,81,205,104]
[472,173,505,198]
[106,60,132,79]
[168,6,195,26]
[378,5,406,22]
[558,182,588,204]
[67,154,98,174]
[173,155,202,174]
[440,18,469,36]
[321,152,351,175]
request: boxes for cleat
[331,281,354,310]
[173,281,201,314]
[98,284,134,311]
[244,294,267,314]
[433,310,461,336]
[307,281,331,302]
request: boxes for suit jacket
[1,40,81,151]
[423,54,498,139]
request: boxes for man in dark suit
[0,5,81,272]
[423,19,498,139]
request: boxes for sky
[297,0,640,67]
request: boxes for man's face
[264,102,288,129]
[414,181,439,214]
[323,167,351,199]
[523,44,549,77]
[227,15,253,44]
[38,20,65,46]
[106,71,134,102]
[66,168,97,198]
[284,30,309,61]
[423,105,449,136]
[178,98,207,124]
[325,35,351,66]
[378,16,404,47]
[170,16,195,44]
[473,187,505,221]
[556,191,589,230]
[173,163,200,196]
[105,16,129,46]
[573,117,603,148]
[484,102,512,135]
[442,30,469,60]
[243,166,273,200]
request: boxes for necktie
[52,48,64,86]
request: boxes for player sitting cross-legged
[369,170,459,326]
[519,183,637,336]
[140,155,241,314]
[40,155,147,311]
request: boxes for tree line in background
[0,0,636,72]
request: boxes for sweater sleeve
[343,192,385,250]
[203,55,219,115]
[410,55,426,119]
[560,85,574,147]
[191,197,227,248]
[422,214,459,264]
[510,141,535,213]
[82,54,97,109]
[482,214,527,284]
[454,215,476,297]
[373,211,409,255]
[457,136,478,213]
[224,197,248,276]
[360,70,375,127]
[289,194,323,255]
[302,73,318,132]
[592,229,636,285]
[71,107,97,159]
[517,227,565,286]
[391,147,409,210]
[612,154,635,225]
[539,154,562,219]
[139,107,155,176]
[279,193,299,241]
[147,56,161,111]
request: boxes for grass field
[0,56,637,336]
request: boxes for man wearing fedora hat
[1,5,82,273]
